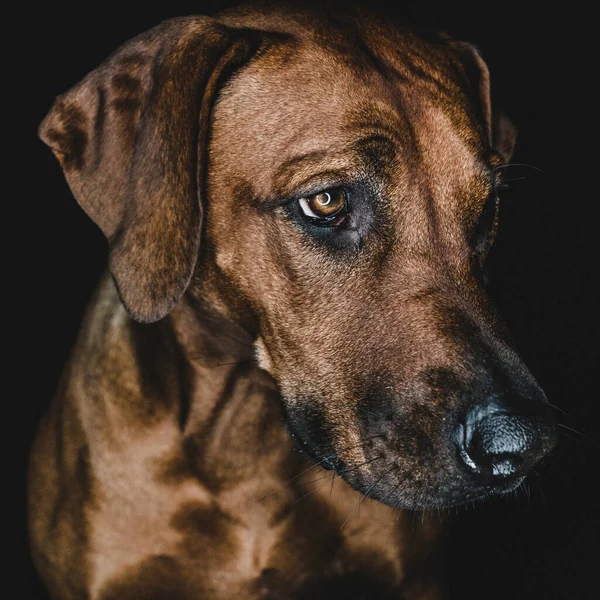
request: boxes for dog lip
[486,474,526,495]
[436,475,526,509]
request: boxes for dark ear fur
[40,18,260,322]
[448,41,517,163]
[491,111,518,164]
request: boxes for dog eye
[298,189,348,226]
[473,193,500,258]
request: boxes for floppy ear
[449,41,517,164]
[40,18,261,323]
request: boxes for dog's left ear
[449,41,517,163]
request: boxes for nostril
[458,410,557,483]
[469,432,526,480]
[488,455,523,478]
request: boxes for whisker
[500,176,529,183]
[548,402,569,417]
[559,431,585,446]
[383,478,405,521]
[494,163,544,173]
[290,456,384,508]
[340,464,398,529]
[296,455,383,488]
[257,435,384,503]
[257,455,335,503]
[288,486,323,508]
[558,424,599,448]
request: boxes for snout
[308,366,560,510]
[457,403,558,488]
[276,286,560,510]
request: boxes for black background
[23,1,598,598]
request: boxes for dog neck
[155,283,302,496]
[80,273,283,448]
[167,284,273,428]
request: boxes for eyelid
[287,174,353,204]
[251,171,355,212]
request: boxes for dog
[29,2,558,598]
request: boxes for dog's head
[41,2,556,509]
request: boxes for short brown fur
[30,2,553,599]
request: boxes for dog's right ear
[40,18,262,323]
[448,40,518,164]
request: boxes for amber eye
[298,189,348,225]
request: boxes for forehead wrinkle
[269,134,400,200]
[351,134,398,163]
[345,94,422,162]
[273,149,333,188]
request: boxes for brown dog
[29,2,557,598]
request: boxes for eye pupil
[298,189,348,226]
[315,193,331,206]
[309,191,342,215]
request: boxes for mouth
[364,469,527,511]
[315,438,530,512]
[436,475,527,510]
[283,400,538,511]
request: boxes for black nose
[458,405,557,485]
